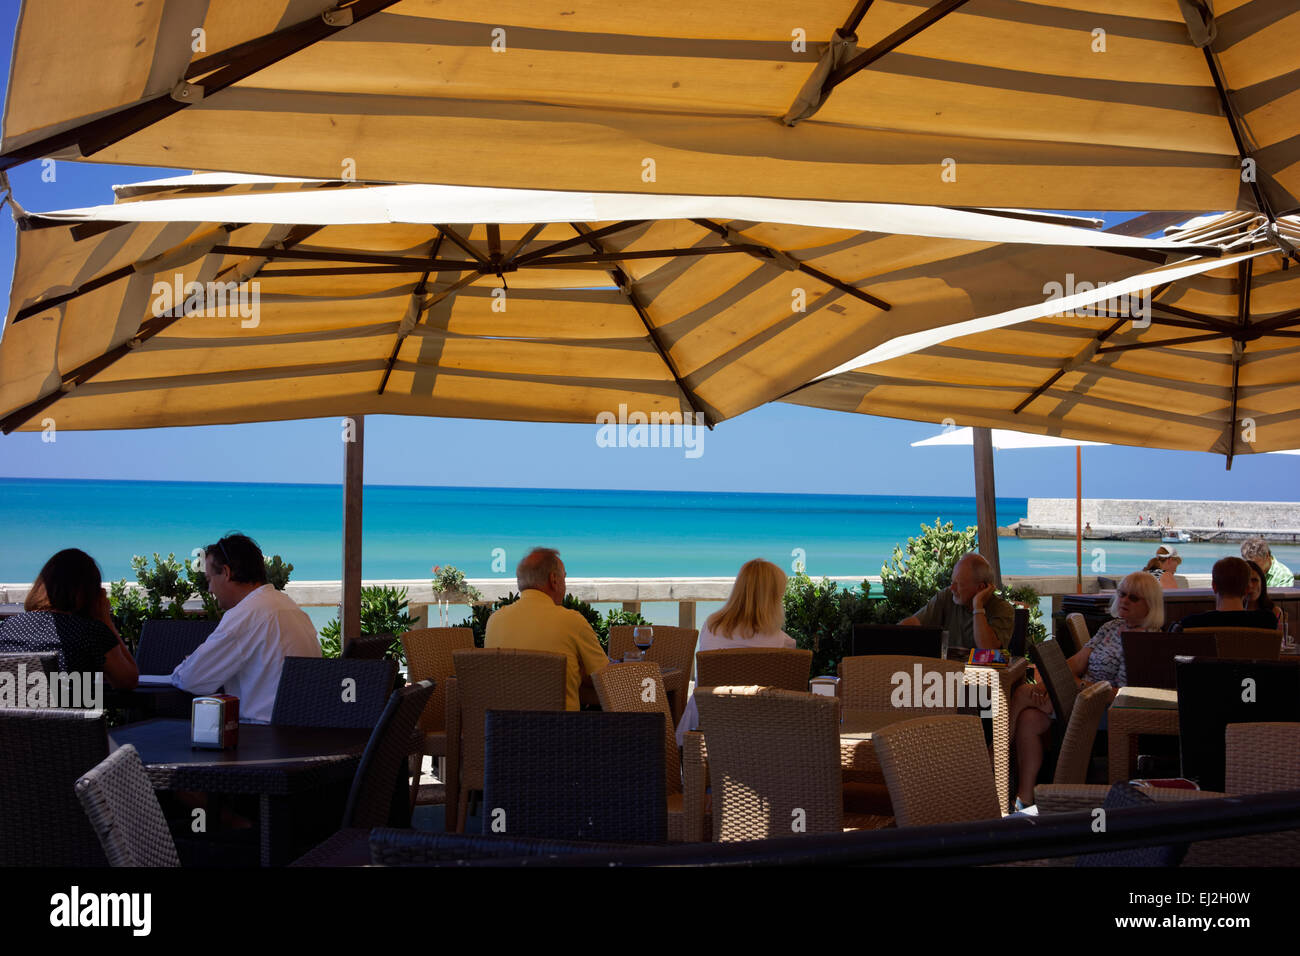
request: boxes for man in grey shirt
[900,553,1014,656]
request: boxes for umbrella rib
[1225,257,1253,469]
[513,221,648,266]
[211,243,479,271]
[524,246,752,266]
[823,0,973,93]
[1200,46,1276,222]
[568,223,716,428]
[378,233,446,395]
[690,218,890,311]
[1095,332,1224,354]
[1012,317,1127,415]
[436,225,490,265]
[501,223,548,265]
[0,224,323,434]
[0,0,401,169]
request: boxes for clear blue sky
[0,7,1294,502]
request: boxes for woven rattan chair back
[609,624,698,723]
[1063,613,1091,658]
[450,648,567,791]
[270,656,398,728]
[135,619,218,674]
[0,651,57,677]
[341,633,396,660]
[695,648,812,692]
[1052,680,1111,784]
[402,627,474,737]
[1029,638,1078,726]
[0,707,109,865]
[74,744,180,867]
[838,654,967,714]
[1183,627,1283,660]
[1225,722,1300,794]
[593,662,680,795]
[483,710,667,843]
[694,685,841,841]
[342,679,436,829]
[872,715,1002,827]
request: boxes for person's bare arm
[103,640,138,690]
[899,616,920,627]
[971,584,1003,649]
[1066,647,1091,681]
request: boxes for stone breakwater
[1017,498,1300,543]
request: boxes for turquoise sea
[4,478,1297,630]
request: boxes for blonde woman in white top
[675,558,796,745]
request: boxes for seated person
[1245,560,1284,631]
[171,533,320,723]
[1241,537,1294,589]
[1009,570,1163,810]
[1142,545,1181,590]
[674,558,795,744]
[1171,557,1278,632]
[0,548,137,688]
[485,547,607,711]
[899,552,1013,656]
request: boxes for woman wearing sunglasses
[1010,570,1164,809]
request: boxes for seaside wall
[1026,498,1300,530]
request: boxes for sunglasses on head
[211,539,231,569]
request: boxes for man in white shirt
[171,533,321,723]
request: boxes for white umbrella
[912,426,1101,590]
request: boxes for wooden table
[110,718,371,866]
[1107,686,1180,783]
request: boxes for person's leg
[1014,708,1052,806]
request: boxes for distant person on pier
[1171,557,1278,632]
[170,533,320,723]
[899,552,1013,655]
[484,547,607,711]
[1142,545,1182,590]
[1241,538,1294,589]
[1245,560,1284,631]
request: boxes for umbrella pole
[342,415,365,649]
[972,427,1002,586]
[1075,446,1083,593]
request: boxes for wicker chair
[341,633,397,660]
[694,648,812,692]
[872,715,1003,827]
[1182,627,1283,660]
[0,651,57,676]
[608,624,697,725]
[838,654,967,715]
[270,656,398,729]
[1063,613,1091,658]
[1225,722,1300,793]
[693,686,889,841]
[0,707,109,865]
[444,648,567,832]
[1052,680,1111,785]
[401,626,474,805]
[74,744,180,867]
[594,662,705,841]
[343,679,436,829]
[1028,638,1078,728]
[135,619,218,674]
[482,710,666,843]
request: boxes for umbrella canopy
[785,213,1300,464]
[1,2,1296,213]
[0,174,1215,433]
[911,426,1103,450]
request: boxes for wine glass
[632,626,654,660]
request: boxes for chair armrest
[682,731,709,842]
[444,676,460,832]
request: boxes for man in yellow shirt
[485,548,608,710]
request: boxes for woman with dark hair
[0,549,138,687]
[1245,560,1284,631]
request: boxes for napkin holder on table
[191,695,239,749]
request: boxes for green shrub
[108,580,150,654]
[877,518,978,622]
[431,564,483,603]
[319,585,416,662]
[265,555,293,591]
[783,571,877,677]
[1000,583,1048,645]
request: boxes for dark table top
[110,718,371,796]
